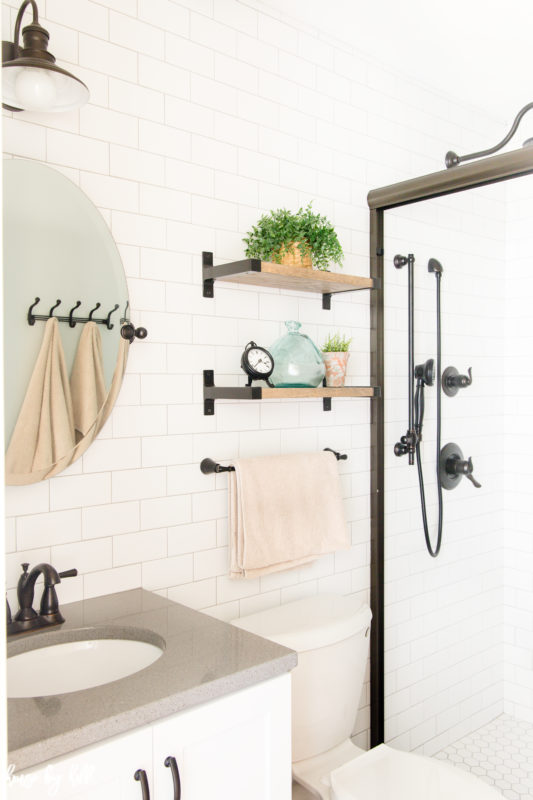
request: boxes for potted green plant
[321,332,352,387]
[243,203,343,272]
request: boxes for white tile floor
[435,714,533,798]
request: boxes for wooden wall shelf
[202,251,379,309]
[203,370,380,414]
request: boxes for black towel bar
[200,448,347,475]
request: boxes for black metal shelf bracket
[202,251,262,298]
[203,369,262,415]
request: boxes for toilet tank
[233,594,372,763]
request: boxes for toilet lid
[330,744,503,800]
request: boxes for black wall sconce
[2,0,89,112]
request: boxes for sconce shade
[2,0,89,112]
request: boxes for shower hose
[415,266,443,557]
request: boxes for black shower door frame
[368,145,533,746]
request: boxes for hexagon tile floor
[435,714,533,798]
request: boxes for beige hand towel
[96,333,129,431]
[68,332,129,463]
[6,317,75,484]
[70,321,107,443]
[229,451,349,579]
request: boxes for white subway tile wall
[504,177,533,724]
[385,184,508,755]
[3,0,510,752]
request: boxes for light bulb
[14,67,56,111]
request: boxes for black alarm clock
[241,341,275,386]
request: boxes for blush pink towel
[229,451,349,578]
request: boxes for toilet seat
[330,744,503,800]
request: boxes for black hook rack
[27,297,120,330]
[200,448,347,474]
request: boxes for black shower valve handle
[451,456,481,488]
[442,366,472,397]
[465,457,482,488]
[456,367,472,388]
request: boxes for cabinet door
[8,725,153,800]
[152,674,292,800]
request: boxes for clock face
[247,347,273,374]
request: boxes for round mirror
[3,158,129,484]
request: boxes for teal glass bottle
[269,321,326,388]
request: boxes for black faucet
[7,562,77,635]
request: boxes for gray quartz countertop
[8,588,297,772]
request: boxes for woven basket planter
[273,241,312,269]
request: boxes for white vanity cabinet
[7,725,154,800]
[7,674,292,800]
[152,673,291,800]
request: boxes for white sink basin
[8,633,164,698]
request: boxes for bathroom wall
[504,175,533,723]
[2,0,505,750]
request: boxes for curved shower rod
[445,101,533,169]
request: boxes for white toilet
[233,594,502,800]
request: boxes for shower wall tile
[504,179,533,724]
[3,0,510,752]
[384,185,507,755]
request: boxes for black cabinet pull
[134,768,151,799]
[164,756,181,800]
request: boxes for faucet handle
[59,568,78,579]
[16,562,32,612]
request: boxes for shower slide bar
[200,448,347,474]
[394,253,444,558]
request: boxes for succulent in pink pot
[322,332,352,387]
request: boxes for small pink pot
[323,351,350,387]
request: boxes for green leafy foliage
[243,203,344,271]
[322,332,352,352]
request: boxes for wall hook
[105,303,119,330]
[121,300,130,324]
[27,296,40,325]
[88,302,101,320]
[68,300,82,327]
[49,299,61,317]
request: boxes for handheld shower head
[428,258,443,275]
[415,358,435,387]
